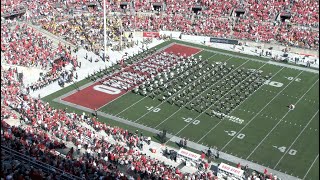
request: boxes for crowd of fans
[0,0,317,179]
[1,66,216,179]
[2,0,318,50]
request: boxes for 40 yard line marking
[196,66,285,143]
[274,110,319,169]
[246,78,318,159]
[219,70,304,152]
[164,61,268,144]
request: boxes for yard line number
[273,145,297,156]
[284,76,301,82]
[182,117,200,125]
[224,130,245,139]
[146,106,161,112]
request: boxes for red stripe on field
[164,44,201,56]
[62,82,126,110]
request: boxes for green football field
[44,40,319,179]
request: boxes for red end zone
[62,44,201,110]
[62,82,127,110]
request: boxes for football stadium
[1,0,319,180]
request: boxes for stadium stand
[1,0,317,179]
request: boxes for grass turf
[43,40,319,179]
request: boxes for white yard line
[246,78,319,159]
[197,66,285,143]
[115,50,209,116]
[274,110,319,168]
[154,56,243,128]
[219,70,304,152]
[302,154,319,180]
[132,53,221,123]
[97,43,175,111]
[165,62,268,143]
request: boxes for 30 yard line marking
[246,78,318,159]
[197,66,285,143]
[155,58,250,128]
[302,154,319,180]
[165,62,268,144]
[274,110,319,168]
[220,70,304,152]
[115,52,214,117]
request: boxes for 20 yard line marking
[133,55,231,123]
[274,110,319,168]
[246,78,318,159]
[154,58,249,128]
[303,154,319,180]
[197,66,285,143]
[164,62,268,144]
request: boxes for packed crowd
[1,66,216,179]
[2,0,319,50]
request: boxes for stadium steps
[22,21,76,50]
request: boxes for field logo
[93,85,122,95]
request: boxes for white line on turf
[165,62,268,144]
[132,54,227,123]
[115,50,211,116]
[302,154,319,180]
[246,78,319,159]
[197,66,285,143]
[96,43,176,111]
[154,57,248,128]
[219,70,304,152]
[274,110,319,168]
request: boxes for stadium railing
[1,145,81,180]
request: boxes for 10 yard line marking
[133,54,230,123]
[96,43,176,111]
[219,70,304,152]
[164,62,267,144]
[274,110,319,168]
[246,78,318,159]
[196,66,285,143]
[115,51,214,117]
[303,154,319,180]
[154,57,248,128]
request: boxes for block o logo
[93,85,121,95]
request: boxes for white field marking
[274,110,319,168]
[302,154,319,180]
[96,43,176,111]
[197,66,285,143]
[246,78,319,159]
[154,58,250,129]
[115,52,215,117]
[220,70,303,151]
[166,62,268,144]
[132,55,232,123]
